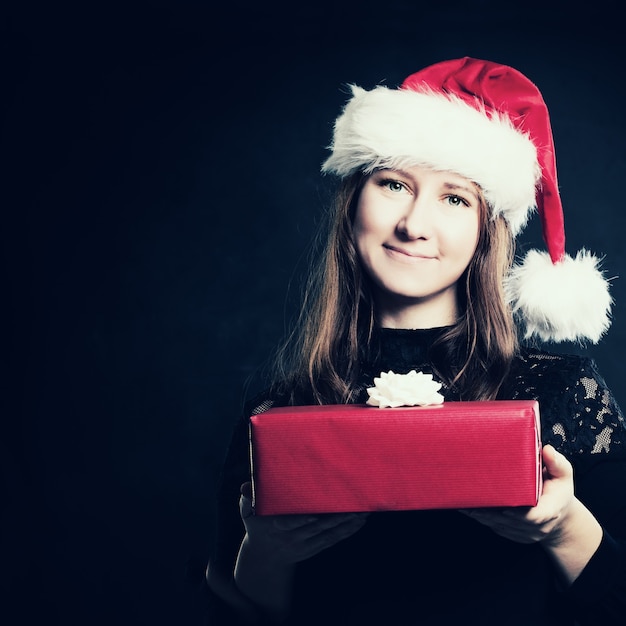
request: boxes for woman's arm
[233,533,296,623]
[531,446,603,583]
[206,559,267,625]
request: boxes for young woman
[205,57,626,625]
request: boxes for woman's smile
[383,244,436,262]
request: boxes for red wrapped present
[249,400,542,515]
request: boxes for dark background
[3,2,626,624]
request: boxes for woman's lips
[384,244,435,262]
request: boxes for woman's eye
[446,195,468,207]
[382,180,406,193]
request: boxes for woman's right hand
[234,481,368,620]
[239,481,369,565]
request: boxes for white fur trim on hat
[504,249,613,344]
[321,84,541,236]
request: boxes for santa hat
[322,56,612,344]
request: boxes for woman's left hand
[461,444,575,545]
[462,444,604,583]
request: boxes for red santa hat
[322,56,612,344]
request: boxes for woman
[206,57,626,625]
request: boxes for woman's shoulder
[507,343,612,400]
[243,380,315,418]
[508,344,607,389]
[514,344,592,369]
[245,391,277,417]
[505,344,626,457]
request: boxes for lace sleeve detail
[503,350,626,458]
[564,359,625,454]
[250,397,275,415]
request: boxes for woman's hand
[461,444,574,543]
[461,444,603,582]
[239,481,368,565]
[234,482,369,619]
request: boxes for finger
[487,523,545,544]
[238,482,255,519]
[239,493,254,519]
[460,507,510,519]
[273,514,324,531]
[291,513,369,560]
[240,481,253,499]
[463,509,550,542]
[274,511,367,532]
[315,513,368,540]
[464,506,552,531]
[541,444,572,480]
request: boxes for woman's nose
[396,197,433,239]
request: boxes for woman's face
[353,165,481,327]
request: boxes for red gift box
[249,400,542,515]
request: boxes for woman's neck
[377,293,459,329]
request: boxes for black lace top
[207,328,626,625]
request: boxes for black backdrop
[4,2,626,624]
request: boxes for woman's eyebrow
[375,168,409,178]
[443,182,479,201]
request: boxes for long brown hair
[269,171,518,404]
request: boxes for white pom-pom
[366,370,444,408]
[504,249,613,343]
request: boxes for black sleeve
[566,529,626,624]
[205,413,252,623]
[211,415,251,572]
[559,358,626,624]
